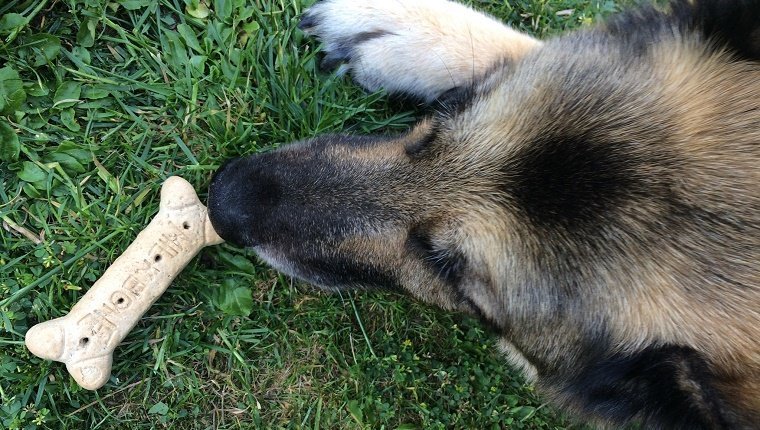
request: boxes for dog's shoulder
[603,0,760,61]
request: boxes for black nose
[208,157,248,246]
[207,156,282,247]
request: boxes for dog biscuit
[25,176,224,390]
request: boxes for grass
[1,0,634,428]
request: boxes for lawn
[2,0,629,428]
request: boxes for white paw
[300,0,541,102]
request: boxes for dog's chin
[252,246,346,293]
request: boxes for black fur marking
[433,85,476,116]
[405,128,438,159]
[317,30,393,71]
[297,12,317,31]
[607,0,760,62]
[505,135,639,231]
[563,345,728,429]
[319,51,348,72]
[351,30,392,45]
[680,0,760,61]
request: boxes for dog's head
[206,34,691,322]
[207,115,497,313]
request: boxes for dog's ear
[682,0,760,62]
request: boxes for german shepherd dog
[207,0,760,428]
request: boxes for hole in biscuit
[80,337,90,347]
[117,297,125,304]
[183,222,190,230]
[154,254,162,262]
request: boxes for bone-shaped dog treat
[25,176,224,390]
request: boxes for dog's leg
[299,0,541,103]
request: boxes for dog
[206,0,760,428]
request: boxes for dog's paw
[299,0,541,103]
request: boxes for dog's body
[207,0,760,428]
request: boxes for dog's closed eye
[406,226,466,285]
